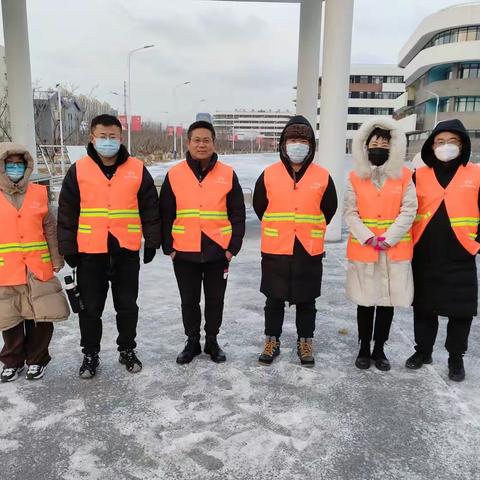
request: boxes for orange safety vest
[76,155,144,253]
[169,160,233,252]
[0,184,54,286]
[261,161,329,256]
[413,163,480,255]
[347,166,413,262]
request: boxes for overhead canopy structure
[1,0,354,240]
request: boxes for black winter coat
[253,115,338,304]
[57,143,161,256]
[413,119,479,317]
[159,152,246,263]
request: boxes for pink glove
[374,237,391,251]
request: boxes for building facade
[396,3,480,159]
[318,65,405,153]
[33,89,117,146]
[213,109,293,148]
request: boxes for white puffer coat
[344,117,418,307]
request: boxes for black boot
[176,336,201,365]
[371,342,390,371]
[405,351,433,369]
[79,353,100,379]
[119,349,143,373]
[204,335,226,363]
[355,341,371,370]
[448,355,465,382]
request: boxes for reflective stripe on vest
[261,161,329,256]
[413,164,480,255]
[76,156,143,253]
[168,160,233,252]
[0,184,54,286]
[347,166,413,262]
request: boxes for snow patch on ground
[1,154,479,479]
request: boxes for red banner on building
[118,115,142,132]
[176,126,184,136]
[131,116,142,132]
[167,126,174,136]
[118,115,128,130]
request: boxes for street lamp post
[55,83,65,175]
[425,89,440,128]
[127,44,155,153]
[172,81,191,159]
[110,80,128,116]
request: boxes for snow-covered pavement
[1,154,479,480]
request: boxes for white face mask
[434,144,460,162]
[286,143,310,164]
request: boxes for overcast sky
[0,0,474,125]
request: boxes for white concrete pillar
[1,0,37,162]
[296,0,322,131]
[318,0,354,241]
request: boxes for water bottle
[64,274,84,313]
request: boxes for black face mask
[368,148,389,166]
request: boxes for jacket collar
[186,151,218,180]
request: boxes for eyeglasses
[433,139,461,147]
[191,138,213,145]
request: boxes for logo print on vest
[215,176,229,185]
[461,179,475,189]
[124,170,139,180]
[29,201,43,210]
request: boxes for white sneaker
[26,364,46,380]
[1,365,25,383]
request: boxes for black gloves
[64,254,80,268]
[143,247,156,264]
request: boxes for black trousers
[0,320,53,368]
[357,306,393,344]
[264,297,316,339]
[173,257,229,337]
[413,306,473,356]
[77,250,140,355]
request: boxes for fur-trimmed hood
[352,117,406,179]
[0,142,35,195]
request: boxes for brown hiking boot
[258,336,280,365]
[297,338,315,367]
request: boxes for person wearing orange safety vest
[160,121,245,365]
[0,143,69,383]
[253,116,337,367]
[57,115,161,378]
[344,118,417,372]
[405,119,479,382]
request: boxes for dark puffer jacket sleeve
[321,175,338,225]
[57,164,80,256]
[159,173,176,255]
[138,166,161,249]
[226,171,246,256]
[253,172,268,221]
